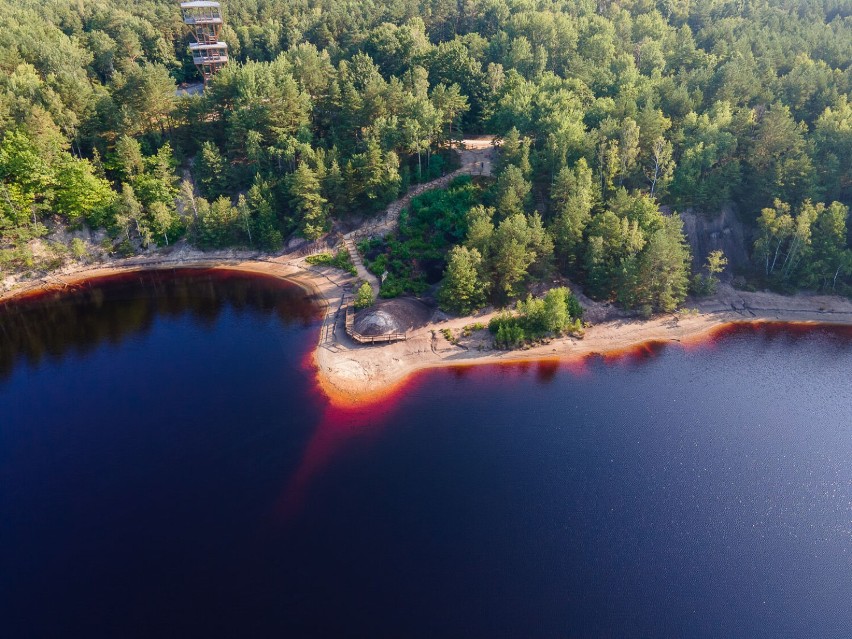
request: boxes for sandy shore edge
[314,311,852,408]
[4,254,852,409]
[1,254,321,302]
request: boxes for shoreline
[314,311,852,408]
[4,254,852,408]
[0,252,327,303]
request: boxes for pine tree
[494,165,530,219]
[626,215,691,313]
[288,162,328,240]
[440,246,489,315]
[114,135,144,182]
[551,158,595,269]
[196,141,226,200]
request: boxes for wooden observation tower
[179,1,228,84]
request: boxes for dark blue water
[1,271,851,638]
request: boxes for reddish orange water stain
[600,340,669,365]
[278,363,426,519]
[292,319,852,519]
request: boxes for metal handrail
[193,54,228,63]
[182,16,223,24]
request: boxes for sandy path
[340,138,497,297]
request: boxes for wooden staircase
[342,237,380,295]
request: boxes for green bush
[494,321,526,349]
[306,250,357,275]
[462,322,487,337]
[70,238,88,259]
[354,281,374,310]
[489,288,584,349]
[363,176,482,298]
[516,288,583,335]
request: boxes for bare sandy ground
[0,249,339,306]
[3,255,852,408]
[313,283,852,407]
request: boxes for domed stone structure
[353,297,433,337]
[353,308,404,337]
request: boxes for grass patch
[306,250,357,276]
[440,327,458,344]
[461,322,487,337]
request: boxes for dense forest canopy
[1,0,851,309]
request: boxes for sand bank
[313,284,852,407]
[4,256,852,409]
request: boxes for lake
[1,270,850,638]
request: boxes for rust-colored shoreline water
[314,319,852,412]
[6,266,852,412]
[4,268,852,638]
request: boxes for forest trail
[342,137,497,295]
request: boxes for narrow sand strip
[4,255,852,409]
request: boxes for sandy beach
[314,284,852,407]
[5,251,852,408]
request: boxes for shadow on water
[535,360,560,382]
[0,269,321,382]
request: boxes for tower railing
[179,1,228,84]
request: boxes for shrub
[306,250,357,275]
[354,281,374,310]
[494,322,525,349]
[516,287,583,336]
[489,311,524,348]
[462,322,486,337]
[489,288,584,349]
[70,238,88,259]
